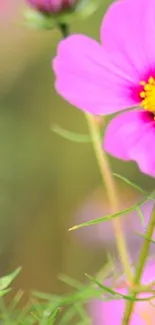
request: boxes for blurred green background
[0,0,155,300]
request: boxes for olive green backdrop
[0,0,154,300]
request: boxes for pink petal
[104,110,155,177]
[91,298,146,325]
[100,0,155,77]
[53,35,138,115]
[89,260,155,325]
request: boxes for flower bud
[25,0,101,31]
[27,0,77,14]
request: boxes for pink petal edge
[53,35,138,116]
[103,109,155,177]
[100,0,155,78]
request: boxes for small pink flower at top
[27,0,77,13]
[89,259,155,325]
[53,0,155,177]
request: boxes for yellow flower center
[140,76,155,113]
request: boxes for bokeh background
[0,0,155,301]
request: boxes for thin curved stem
[122,205,155,325]
[58,23,69,38]
[85,113,132,283]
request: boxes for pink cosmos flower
[89,259,155,325]
[27,0,76,13]
[53,0,155,177]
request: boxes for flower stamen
[140,76,155,113]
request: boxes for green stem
[58,23,69,38]
[85,113,132,283]
[123,205,155,324]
